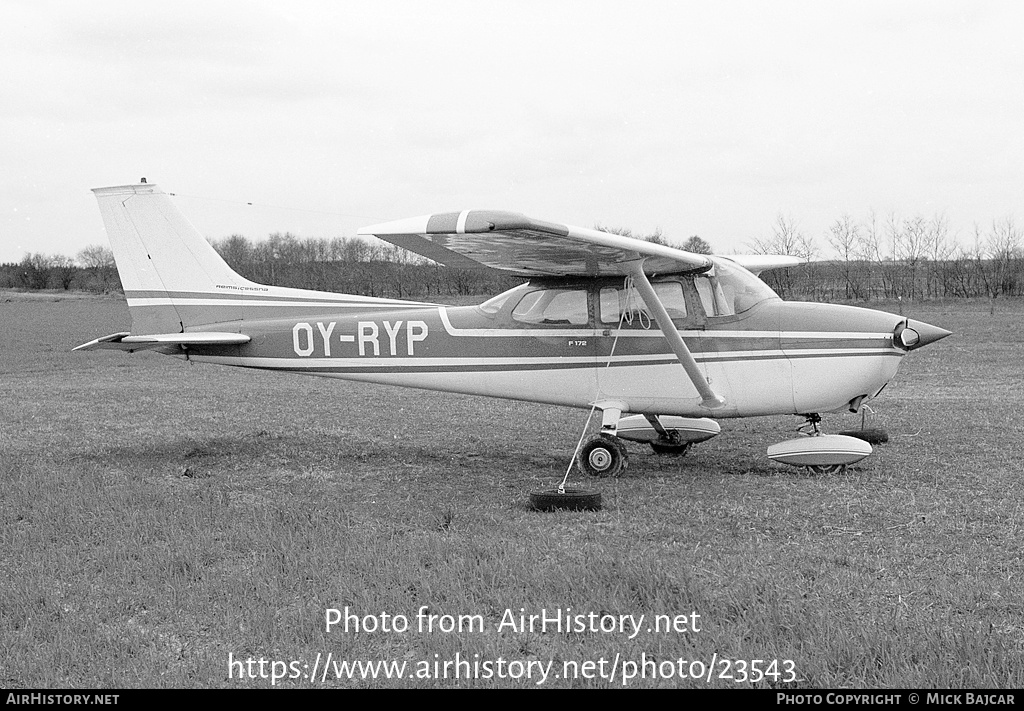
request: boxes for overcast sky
[2,0,1021,264]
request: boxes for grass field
[1,291,1022,688]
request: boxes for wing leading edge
[358,210,712,277]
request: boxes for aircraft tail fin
[92,182,431,335]
[93,183,258,333]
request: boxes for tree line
[2,211,1021,304]
[209,233,523,299]
[0,235,523,300]
[751,213,1024,304]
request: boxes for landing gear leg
[576,406,629,477]
[645,414,692,456]
[532,404,622,512]
[784,413,858,474]
[798,414,847,471]
[798,413,823,436]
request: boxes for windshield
[478,284,531,315]
[694,258,780,316]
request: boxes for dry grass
[1,293,1021,688]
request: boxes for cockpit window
[600,280,687,325]
[511,288,590,325]
[695,258,779,316]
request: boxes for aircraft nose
[896,319,952,350]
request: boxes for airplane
[76,182,950,502]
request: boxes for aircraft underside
[193,333,904,419]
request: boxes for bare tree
[18,253,53,289]
[890,214,930,300]
[214,235,253,272]
[855,211,894,299]
[975,217,1023,311]
[750,214,817,260]
[76,243,119,292]
[594,224,669,246]
[76,244,115,270]
[924,214,954,298]
[643,227,667,246]
[827,214,863,299]
[49,255,77,290]
[748,214,818,298]
[681,235,713,254]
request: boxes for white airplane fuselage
[79,183,950,426]
[173,282,936,419]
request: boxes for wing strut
[624,260,726,410]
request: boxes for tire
[808,464,846,475]
[577,434,628,478]
[837,428,889,445]
[530,488,602,512]
[650,441,691,456]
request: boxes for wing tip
[358,214,432,236]
[91,183,161,196]
[72,332,130,351]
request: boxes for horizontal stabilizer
[73,331,250,352]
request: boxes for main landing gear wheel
[807,464,847,475]
[837,428,889,445]
[529,488,603,512]
[577,434,628,478]
[650,441,692,456]
[839,405,889,445]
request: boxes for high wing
[358,210,712,277]
[723,254,804,276]
[361,209,726,409]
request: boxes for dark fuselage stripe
[231,349,902,375]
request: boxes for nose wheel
[800,414,848,474]
[577,434,629,477]
[767,413,874,474]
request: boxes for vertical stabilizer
[92,182,434,335]
[93,183,255,333]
